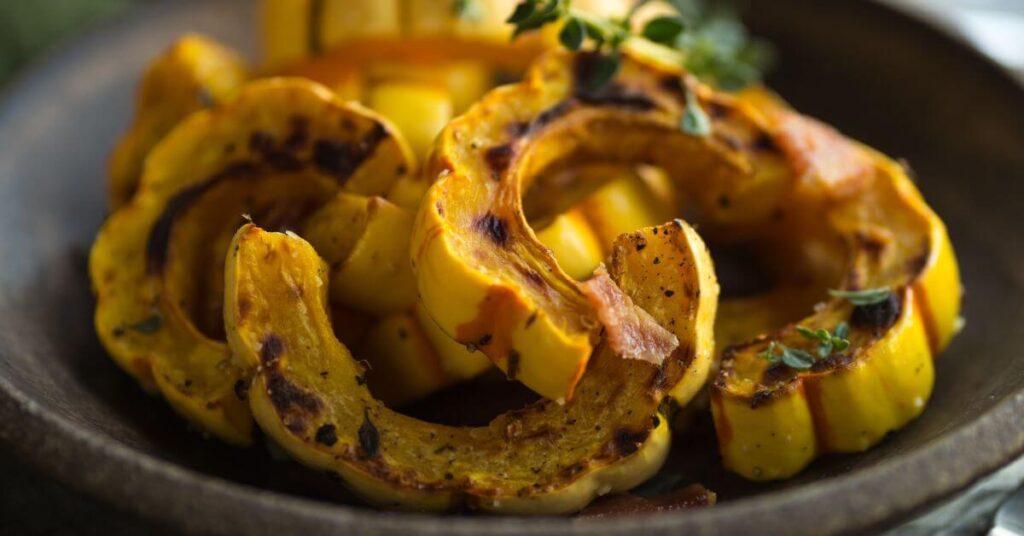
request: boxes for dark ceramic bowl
[2,0,1023,534]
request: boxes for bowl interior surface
[1,0,1023,534]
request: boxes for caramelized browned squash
[90,78,414,444]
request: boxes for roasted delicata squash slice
[711,148,961,480]
[109,34,248,208]
[225,218,717,513]
[412,49,791,401]
[90,78,415,444]
[413,46,960,474]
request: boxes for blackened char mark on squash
[575,84,656,112]
[264,370,323,430]
[145,161,259,273]
[850,291,903,336]
[258,332,322,431]
[315,423,338,446]
[259,333,285,367]
[284,116,310,152]
[659,75,686,98]
[313,123,389,184]
[476,212,509,246]
[484,143,515,181]
[248,130,303,171]
[749,389,775,409]
[532,101,573,132]
[751,133,779,153]
[358,409,380,458]
[607,428,650,458]
[233,379,249,401]
[506,121,530,139]
[506,350,521,380]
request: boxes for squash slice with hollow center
[90,78,415,445]
[411,49,792,401]
[109,34,248,208]
[708,94,962,480]
[225,219,717,513]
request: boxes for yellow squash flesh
[109,34,248,208]
[90,78,415,444]
[301,192,490,405]
[708,103,962,480]
[261,0,632,72]
[411,49,789,401]
[225,219,717,513]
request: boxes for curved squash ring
[411,48,791,401]
[225,218,717,513]
[109,34,248,208]
[710,148,962,480]
[90,78,415,444]
[413,47,960,477]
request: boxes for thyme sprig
[506,0,773,91]
[761,322,851,370]
[797,322,850,358]
[760,341,817,370]
[829,286,892,306]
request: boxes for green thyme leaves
[507,0,566,38]
[641,15,685,45]
[761,322,851,370]
[578,51,620,92]
[796,322,850,359]
[506,0,772,92]
[559,16,586,50]
[829,286,892,306]
[760,341,817,370]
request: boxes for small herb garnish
[829,287,892,306]
[796,322,850,359]
[506,0,773,93]
[761,322,851,370]
[641,15,685,45]
[760,341,817,370]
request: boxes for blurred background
[0,0,1022,86]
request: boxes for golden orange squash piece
[90,78,415,444]
[108,34,247,208]
[225,218,717,513]
[411,48,789,401]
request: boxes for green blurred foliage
[0,0,131,83]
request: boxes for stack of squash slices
[88,0,962,517]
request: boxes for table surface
[1,1,1022,535]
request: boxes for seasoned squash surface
[226,220,717,512]
[90,78,415,444]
